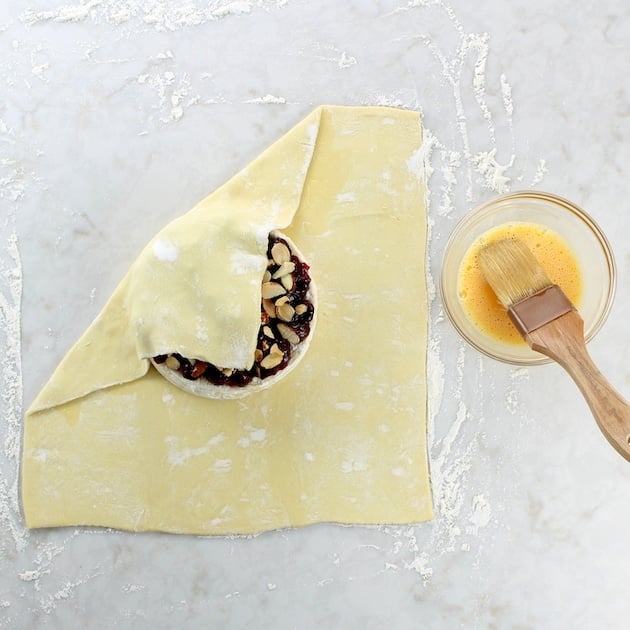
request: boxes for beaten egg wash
[457,222,583,345]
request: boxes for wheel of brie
[151,231,316,399]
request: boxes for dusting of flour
[0,211,26,555]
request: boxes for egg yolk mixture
[457,222,583,345]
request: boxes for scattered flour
[123,583,146,593]
[341,460,368,473]
[248,428,267,442]
[531,158,548,186]
[500,73,514,117]
[336,192,356,203]
[152,238,179,262]
[468,494,492,532]
[20,0,287,31]
[166,434,225,466]
[406,145,426,181]
[21,0,104,25]
[334,401,355,411]
[473,148,514,193]
[245,94,287,104]
[0,212,26,554]
[211,1,253,18]
[338,51,357,68]
[213,458,233,473]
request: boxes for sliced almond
[262,325,275,338]
[269,343,283,357]
[191,361,208,379]
[263,269,272,283]
[276,302,295,322]
[271,241,291,265]
[262,281,286,300]
[272,261,296,279]
[260,351,283,370]
[165,355,181,370]
[295,303,308,315]
[254,348,264,363]
[262,298,276,318]
[275,295,290,307]
[277,323,300,345]
[281,274,294,291]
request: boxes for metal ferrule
[508,285,575,336]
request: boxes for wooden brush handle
[526,310,630,461]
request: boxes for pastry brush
[478,237,630,461]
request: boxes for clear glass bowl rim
[439,190,617,365]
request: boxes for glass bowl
[440,190,616,365]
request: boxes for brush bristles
[478,238,553,309]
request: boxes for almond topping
[281,274,294,291]
[295,303,308,315]
[272,261,296,279]
[277,323,300,345]
[165,355,181,370]
[263,325,275,338]
[263,269,271,283]
[271,241,291,265]
[262,281,286,300]
[260,351,283,369]
[191,361,208,379]
[254,348,264,363]
[276,302,295,322]
[262,298,276,318]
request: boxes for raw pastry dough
[22,105,433,535]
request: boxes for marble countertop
[3,0,630,628]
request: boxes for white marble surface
[2,0,630,628]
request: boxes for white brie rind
[151,231,316,399]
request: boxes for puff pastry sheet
[22,105,433,535]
